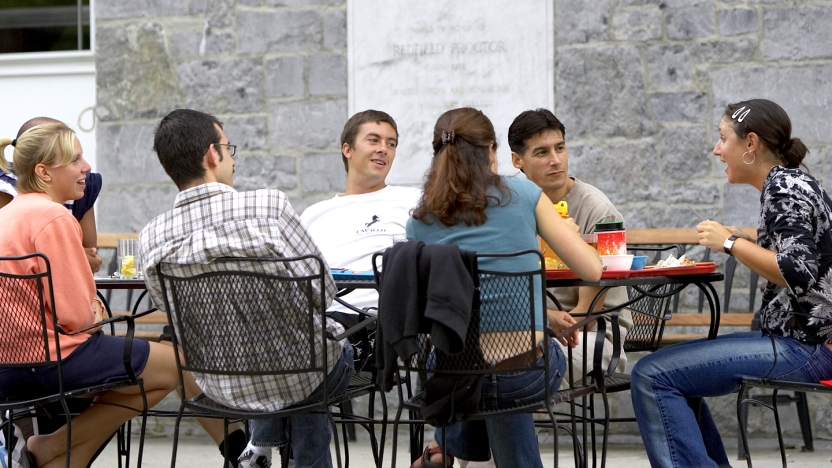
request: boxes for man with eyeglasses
[140,109,353,468]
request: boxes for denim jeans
[631,332,832,468]
[249,345,354,468]
[434,338,566,468]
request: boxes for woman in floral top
[631,99,832,468]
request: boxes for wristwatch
[723,235,738,255]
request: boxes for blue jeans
[434,338,566,468]
[631,332,832,468]
[249,345,354,468]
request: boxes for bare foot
[27,434,62,468]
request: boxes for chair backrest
[624,245,683,352]
[0,253,60,366]
[156,256,329,378]
[375,249,548,377]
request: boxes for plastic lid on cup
[595,221,625,232]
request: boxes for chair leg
[736,382,753,468]
[794,391,814,452]
[329,410,343,468]
[737,385,750,461]
[771,389,787,468]
[61,398,72,468]
[170,405,186,468]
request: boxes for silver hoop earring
[742,151,755,165]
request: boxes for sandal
[411,444,454,468]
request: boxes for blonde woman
[0,123,226,468]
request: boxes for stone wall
[94,0,832,442]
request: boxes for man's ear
[342,142,353,161]
[204,144,219,169]
[511,151,523,170]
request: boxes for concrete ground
[94,430,832,467]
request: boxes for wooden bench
[628,227,758,344]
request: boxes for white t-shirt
[300,185,422,314]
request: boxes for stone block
[266,0,341,5]
[556,46,653,139]
[264,56,306,98]
[646,44,692,89]
[96,0,189,19]
[665,2,715,40]
[723,182,760,227]
[323,8,347,50]
[97,183,180,233]
[96,122,172,185]
[269,99,347,151]
[308,53,347,96]
[689,39,757,64]
[555,0,610,44]
[169,31,234,61]
[719,8,758,36]
[177,59,264,115]
[618,0,661,5]
[764,7,832,60]
[233,154,297,192]
[300,153,347,193]
[95,23,181,122]
[569,141,661,205]
[616,206,649,229]
[239,0,260,5]
[611,8,662,42]
[658,125,712,180]
[237,10,322,55]
[650,203,709,228]
[711,65,832,143]
[223,115,268,151]
[663,181,720,205]
[190,0,235,28]
[650,92,707,123]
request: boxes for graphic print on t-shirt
[365,215,380,228]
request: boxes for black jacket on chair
[375,241,477,392]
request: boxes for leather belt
[494,345,545,370]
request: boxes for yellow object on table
[541,201,569,269]
[120,255,137,277]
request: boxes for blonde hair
[0,123,76,194]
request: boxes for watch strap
[723,235,738,255]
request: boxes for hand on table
[548,309,579,348]
[696,220,734,253]
[85,247,102,273]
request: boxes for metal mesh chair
[374,249,601,468]
[157,255,374,468]
[0,253,148,468]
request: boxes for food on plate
[656,254,695,268]
[545,257,568,269]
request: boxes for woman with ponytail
[407,108,602,468]
[631,99,832,467]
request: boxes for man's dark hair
[153,109,223,189]
[340,110,398,172]
[507,108,566,155]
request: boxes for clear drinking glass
[116,238,140,278]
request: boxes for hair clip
[441,130,455,145]
[732,106,751,123]
[11,138,16,147]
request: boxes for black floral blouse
[758,166,832,344]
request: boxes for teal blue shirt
[406,177,545,331]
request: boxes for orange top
[0,193,95,361]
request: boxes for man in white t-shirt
[300,110,421,321]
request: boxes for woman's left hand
[696,220,734,252]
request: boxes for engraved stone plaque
[348,0,554,185]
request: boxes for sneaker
[238,450,271,468]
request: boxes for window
[0,0,90,54]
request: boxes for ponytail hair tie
[441,130,455,145]
[11,138,16,147]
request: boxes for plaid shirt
[140,183,343,412]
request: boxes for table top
[94,275,147,289]
[545,272,724,288]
